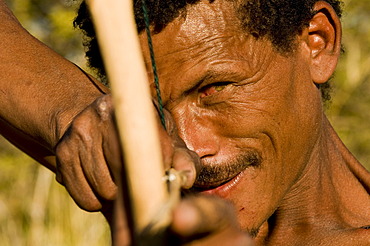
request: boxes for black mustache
[192,151,261,189]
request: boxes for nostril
[194,146,219,159]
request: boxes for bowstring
[141,0,166,130]
[139,3,187,234]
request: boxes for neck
[257,115,370,245]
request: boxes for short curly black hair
[74,0,343,101]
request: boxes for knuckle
[164,112,176,134]
[77,199,102,212]
[66,119,94,146]
[71,117,90,135]
[95,95,113,121]
[55,142,70,158]
[55,143,74,170]
[102,185,118,201]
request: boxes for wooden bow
[86,0,171,243]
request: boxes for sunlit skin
[1,0,369,244]
[138,0,370,244]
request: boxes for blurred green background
[0,0,369,245]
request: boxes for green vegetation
[0,0,368,245]
[327,0,370,167]
[0,140,111,246]
[1,1,111,245]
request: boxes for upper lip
[192,170,243,191]
[188,151,261,192]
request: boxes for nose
[175,115,220,159]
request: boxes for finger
[82,146,117,201]
[58,159,102,211]
[102,120,123,180]
[160,107,201,187]
[87,94,118,199]
[172,148,200,189]
[55,125,73,185]
[72,121,117,201]
[170,196,254,246]
[56,141,102,211]
[55,165,63,185]
[155,104,201,188]
[157,121,175,171]
[171,195,238,237]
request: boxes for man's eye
[199,82,230,98]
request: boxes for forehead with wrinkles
[147,2,239,48]
[139,0,273,104]
[140,2,230,74]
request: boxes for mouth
[188,151,261,197]
[190,170,245,196]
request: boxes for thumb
[169,195,254,245]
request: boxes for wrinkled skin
[54,93,204,211]
[66,0,368,244]
[1,0,369,245]
[0,0,252,244]
[55,93,253,245]
[135,0,369,245]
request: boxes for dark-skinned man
[0,0,369,245]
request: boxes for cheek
[190,103,292,229]
[207,65,322,229]
[276,59,323,174]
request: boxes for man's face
[140,0,323,232]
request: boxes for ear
[306,1,342,84]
